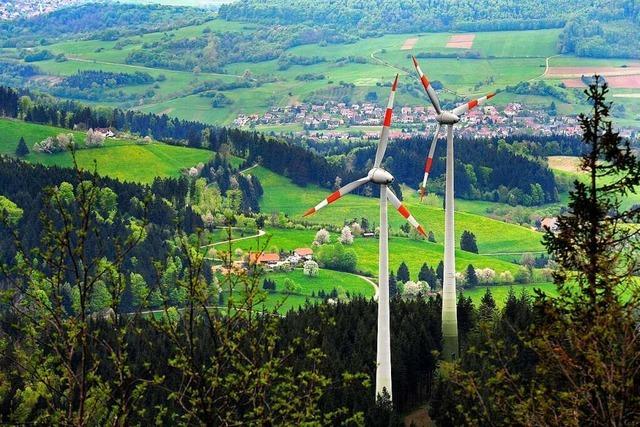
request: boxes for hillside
[0,2,637,128]
[0,118,214,183]
[248,165,545,256]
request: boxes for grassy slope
[248,166,545,255]
[258,269,375,312]
[6,22,636,126]
[548,155,640,210]
[0,118,213,183]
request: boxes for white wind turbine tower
[303,75,427,401]
[412,56,495,360]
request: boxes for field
[462,282,556,306]
[0,118,213,183]
[2,19,638,126]
[257,269,376,313]
[548,155,640,209]
[248,166,545,256]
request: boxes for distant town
[0,0,84,20]
[235,101,639,142]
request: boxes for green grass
[548,155,640,210]
[256,269,376,312]
[216,227,533,281]
[3,22,638,125]
[0,118,213,183]
[462,282,557,307]
[249,166,545,256]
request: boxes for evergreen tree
[418,262,430,282]
[15,136,29,157]
[436,260,444,285]
[465,264,479,288]
[389,272,398,298]
[396,261,410,283]
[460,230,479,253]
[478,288,496,321]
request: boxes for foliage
[32,132,74,154]
[429,79,640,425]
[220,0,570,34]
[460,230,478,253]
[314,227,330,245]
[396,261,410,283]
[85,129,105,148]
[303,260,319,277]
[339,225,354,245]
[0,3,212,47]
[0,195,22,225]
[15,136,28,157]
[465,264,479,288]
[316,243,358,273]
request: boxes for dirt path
[527,54,561,83]
[350,274,379,300]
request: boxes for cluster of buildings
[249,247,314,270]
[234,101,637,142]
[214,248,314,275]
[0,0,83,20]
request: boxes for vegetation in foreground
[430,79,640,425]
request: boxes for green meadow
[3,19,636,126]
[248,166,545,256]
[256,269,376,313]
[0,118,212,183]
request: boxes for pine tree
[418,263,430,282]
[15,136,29,157]
[389,272,398,298]
[396,261,410,283]
[460,230,478,253]
[465,264,479,288]
[436,260,444,285]
[478,288,496,321]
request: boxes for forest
[221,0,640,58]
[0,3,213,47]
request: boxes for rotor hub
[436,111,460,125]
[368,168,394,185]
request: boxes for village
[235,101,638,142]
[0,0,84,20]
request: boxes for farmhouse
[248,252,280,266]
[94,128,115,138]
[294,248,314,260]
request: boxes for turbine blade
[420,123,441,199]
[386,187,426,237]
[452,92,496,116]
[412,56,442,114]
[302,176,370,217]
[373,74,399,168]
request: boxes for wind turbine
[303,75,426,401]
[411,56,495,360]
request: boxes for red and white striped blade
[386,187,426,237]
[373,74,399,168]
[420,123,441,199]
[412,56,442,114]
[303,176,370,217]
[452,92,496,116]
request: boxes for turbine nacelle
[436,111,460,125]
[368,167,394,185]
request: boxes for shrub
[303,260,319,277]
